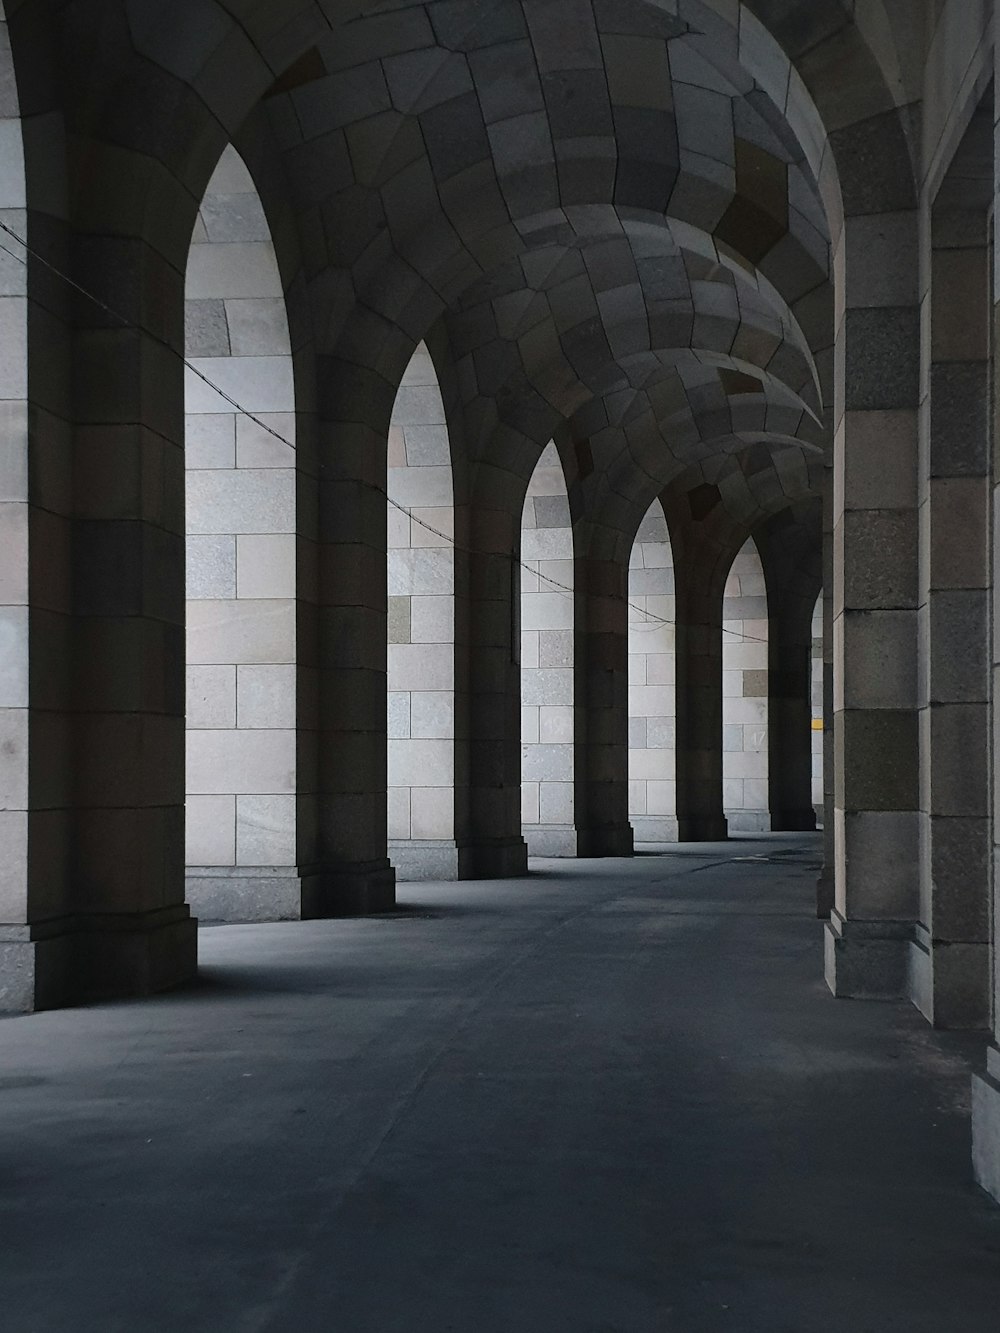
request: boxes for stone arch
[183,144,299,921]
[723,539,770,833]
[521,443,575,856]
[387,341,457,881]
[627,501,677,844]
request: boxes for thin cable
[0,217,772,646]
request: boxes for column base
[524,825,578,857]
[726,810,772,834]
[907,926,989,1030]
[575,824,635,858]
[300,860,396,917]
[456,836,529,880]
[389,840,460,882]
[186,867,306,922]
[0,906,198,1013]
[630,816,679,844]
[824,910,912,1000]
[675,815,729,842]
[973,1048,1000,1204]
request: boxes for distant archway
[184,145,298,919]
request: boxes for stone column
[68,234,198,998]
[756,504,822,834]
[0,136,81,1010]
[912,154,991,1029]
[453,494,528,879]
[307,362,395,915]
[826,210,920,999]
[573,550,634,857]
[971,68,1000,1204]
[673,552,728,843]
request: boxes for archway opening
[183,145,298,920]
[520,444,575,856]
[386,342,457,880]
[723,540,769,834]
[628,501,677,844]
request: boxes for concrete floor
[2,835,1000,1331]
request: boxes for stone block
[187,599,296,666]
[410,691,455,740]
[236,794,296,865]
[841,509,918,610]
[929,478,989,588]
[187,664,236,729]
[236,413,296,467]
[521,780,540,824]
[538,705,573,743]
[409,594,454,643]
[410,786,454,839]
[521,591,573,631]
[0,808,26,921]
[237,535,296,600]
[837,709,918,812]
[237,664,296,730]
[837,809,920,918]
[187,469,295,536]
[387,643,453,691]
[841,609,917,711]
[226,298,291,357]
[844,307,920,412]
[186,728,295,796]
[186,355,294,417]
[187,413,236,469]
[523,668,573,706]
[538,781,574,824]
[387,738,453,786]
[186,242,283,300]
[185,298,230,357]
[186,793,235,865]
[388,595,411,644]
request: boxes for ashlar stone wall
[627,501,677,842]
[521,444,575,856]
[387,343,456,880]
[183,146,298,918]
[723,540,770,832]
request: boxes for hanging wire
[0,217,771,646]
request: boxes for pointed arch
[723,539,770,833]
[628,501,677,844]
[184,144,299,919]
[387,341,457,880]
[521,444,575,856]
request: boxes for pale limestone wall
[0,7,27,929]
[723,540,769,832]
[521,444,574,856]
[184,146,296,874]
[627,501,676,842]
[811,595,823,816]
[387,343,456,880]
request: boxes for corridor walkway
[2,836,999,1331]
